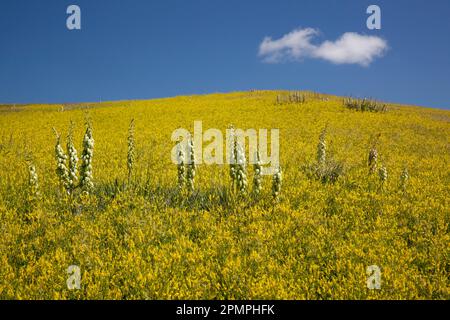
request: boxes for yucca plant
[79,120,94,195]
[272,166,282,201]
[378,164,388,189]
[291,91,305,103]
[304,126,344,184]
[66,121,78,194]
[235,140,248,195]
[27,161,40,207]
[344,97,387,112]
[368,147,378,174]
[186,138,195,193]
[400,167,409,191]
[252,151,262,197]
[368,134,381,176]
[319,160,344,184]
[276,91,305,105]
[127,119,135,184]
[317,127,327,166]
[229,125,237,191]
[53,128,70,193]
[177,142,186,191]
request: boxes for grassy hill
[0,91,448,299]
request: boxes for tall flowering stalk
[186,138,195,193]
[368,147,378,174]
[27,161,40,206]
[400,167,409,190]
[253,151,262,196]
[80,121,94,194]
[127,119,135,183]
[177,141,186,190]
[66,121,78,194]
[235,140,248,195]
[53,128,70,193]
[272,166,282,201]
[317,127,327,166]
[368,134,381,175]
[229,125,237,191]
[378,164,388,188]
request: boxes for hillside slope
[0,91,449,299]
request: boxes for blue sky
[0,0,449,109]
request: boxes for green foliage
[344,97,387,112]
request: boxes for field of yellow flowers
[0,91,448,299]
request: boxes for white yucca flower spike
[67,122,78,193]
[186,137,195,193]
[53,128,70,193]
[80,120,94,194]
[229,125,237,190]
[400,167,409,190]
[317,127,327,166]
[127,119,135,183]
[379,164,388,184]
[27,161,40,204]
[235,139,247,195]
[253,150,262,196]
[177,141,186,190]
[368,147,378,174]
[272,166,282,201]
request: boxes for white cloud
[258,28,388,66]
[259,28,318,63]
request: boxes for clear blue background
[1,0,449,109]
